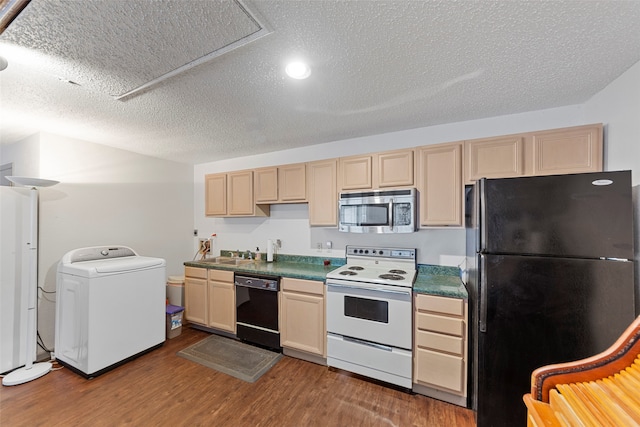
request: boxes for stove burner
[379,273,404,281]
[388,269,407,275]
[348,266,364,271]
[340,270,358,276]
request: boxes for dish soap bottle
[255,247,261,262]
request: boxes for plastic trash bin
[166,304,184,339]
[166,276,185,306]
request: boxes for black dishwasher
[234,274,281,351]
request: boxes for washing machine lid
[58,246,166,277]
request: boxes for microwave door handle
[388,201,393,228]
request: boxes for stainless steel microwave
[338,188,417,233]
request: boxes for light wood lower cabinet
[184,267,208,325]
[280,278,326,358]
[413,293,468,407]
[207,269,235,333]
[184,267,235,333]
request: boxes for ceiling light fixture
[285,61,311,79]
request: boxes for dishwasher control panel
[234,274,279,291]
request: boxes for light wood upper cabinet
[417,143,462,226]
[205,174,227,216]
[531,124,603,176]
[377,149,414,188]
[227,171,254,215]
[464,136,524,184]
[206,170,268,217]
[254,167,278,203]
[338,149,414,191]
[338,155,372,191]
[280,278,326,357]
[308,159,337,226]
[463,124,603,184]
[254,163,307,203]
[278,163,307,202]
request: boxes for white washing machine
[55,246,166,377]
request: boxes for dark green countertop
[184,253,468,299]
[184,254,344,282]
[413,265,468,299]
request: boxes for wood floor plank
[0,326,476,426]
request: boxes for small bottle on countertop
[255,247,261,262]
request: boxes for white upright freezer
[55,246,166,377]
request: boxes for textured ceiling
[1,0,639,164]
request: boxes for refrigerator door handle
[478,178,486,253]
[480,254,487,332]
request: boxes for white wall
[0,133,194,359]
[584,60,640,184]
[584,60,640,314]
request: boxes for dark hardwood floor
[1,326,476,426]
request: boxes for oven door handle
[327,282,411,297]
[343,336,393,352]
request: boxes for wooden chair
[523,315,640,426]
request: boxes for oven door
[326,279,412,350]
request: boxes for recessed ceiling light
[285,61,311,79]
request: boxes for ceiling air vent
[1,0,272,99]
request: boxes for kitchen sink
[199,257,254,266]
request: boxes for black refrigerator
[465,170,635,427]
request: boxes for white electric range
[325,246,416,388]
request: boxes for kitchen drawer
[185,266,207,280]
[415,347,464,393]
[415,329,464,355]
[208,269,234,283]
[416,312,465,336]
[415,294,464,316]
[281,277,324,296]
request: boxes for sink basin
[199,257,254,266]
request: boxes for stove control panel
[346,245,415,260]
